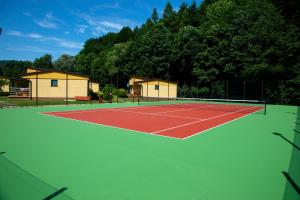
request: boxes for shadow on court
[281,107,300,200]
[272,132,300,151]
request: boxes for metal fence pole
[157,81,160,102]
[226,80,229,100]
[211,80,214,99]
[261,80,264,101]
[116,71,119,103]
[66,68,68,105]
[147,81,149,102]
[243,80,246,100]
[35,67,38,106]
[168,81,169,101]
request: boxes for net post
[138,95,140,105]
[261,80,264,100]
[264,99,267,115]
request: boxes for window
[51,79,58,87]
[155,85,159,90]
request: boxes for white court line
[107,108,201,120]
[151,106,260,134]
[183,107,263,140]
[41,113,182,140]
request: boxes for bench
[75,96,91,101]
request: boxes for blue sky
[0,0,202,61]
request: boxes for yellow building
[19,67,99,99]
[129,76,177,98]
[0,76,10,92]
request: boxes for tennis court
[43,99,264,139]
[0,100,299,200]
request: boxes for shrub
[117,88,127,98]
[88,89,98,100]
[0,92,9,96]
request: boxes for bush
[0,91,9,96]
[102,85,115,100]
[117,88,127,98]
[88,89,98,100]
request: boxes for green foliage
[0,91,9,96]
[102,85,114,100]
[33,54,53,69]
[151,8,159,23]
[0,60,32,78]
[88,89,98,100]
[2,0,299,105]
[53,54,75,71]
[117,88,127,98]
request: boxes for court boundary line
[41,113,182,140]
[182,107,264,140]
[107,109,202,120]
[41,106,263,140]
[152,106,261,134]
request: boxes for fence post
[211,80,214,99]
[66,68,68,105]
[243,80,246,100]
[157,81,160,102]
[147,81,149,102]
[226,80,229,100]
[197,81,199,98]
[261,80,264,101]
[168,81,169,101]
[116,71,119,103]
[35,67,38,106]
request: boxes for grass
[0,103,299,200]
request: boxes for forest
[0,0,299,104]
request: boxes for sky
[0,0,203,61]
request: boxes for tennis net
[137,97,266,115]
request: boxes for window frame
[51,79,58,87]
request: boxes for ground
[0,102,299,200]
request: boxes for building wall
[26,68,43,73]
[29,79,88,98]
[89,82,99,93]
[141,81,177,98]
[129,77,144,86]
[0,78,9,92]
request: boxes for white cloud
[28,33,43,39]
[35,19,57,29]
[7,30,83,49]
[7,30,22,36]
[34,12,64,29]
[92,3,120,10]
[76,25,88,34]
[6,45,50,53]
[23,11,31,16]
[64,31,70,35]
[77,13,128,36]
[99,21,123,30]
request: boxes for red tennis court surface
[43,103,263,139]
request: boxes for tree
[151,8,159,23]
[53,54,76,72]
[116,27,134,43]
[33,54,53,69]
